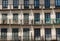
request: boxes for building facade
[0,0,60,41]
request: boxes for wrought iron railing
[0,4,58,10]
[0,36,56,41]
[0,18,60,25]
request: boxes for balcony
[0,4,56,10]
[0,18,60,25]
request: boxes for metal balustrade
[0,18,60,25]
[0,35,56,41]
[0,4,57,10]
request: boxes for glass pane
[12,28,18,40]
[56,12,60,23]
[55,0,60,7]
[23,28,29,40]
[2,14,7,20]
[56,28,60,41]
[2,0,8,8]
[24,13,29,20]
[34,0,39,8]
[24,0,29,8]
[45,28,51,40]
[45,0,50,8]
[13,0,19,8]
[34,28,40,40]
[45,13,51,24]
[34,13,40,24]
[1,28,7,39]
[13,14,18,20]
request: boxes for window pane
[45,28,51,40]
[13,0,19,8]
[13,14,18,20]
[55,0,60,7]
[24,0,29,8]
[23,28,29,40]
[2,14,7,20]
[12,28,18,40]
[56,28,60,41]
[1,28,7,39]
[45,0,50,8]
[2,0,8,8]
[34,28,40,40]
[45,13,50,24]
[34,13,40,24]
[24,13,29,20]
[56,12,60,23]
[34,0,39,8]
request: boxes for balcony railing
[44,18,52,24]
[45,34,52,40]
[54,18,60,24]
[0,4,57,10]
[1,19,7,24]
[13,19,18,24]
[0,36,55,41]
[23,19,29,24]
[0,18,60,25]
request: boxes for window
[34,13,40,24]
[45,28,51,41]
[24,0,29,9]
[23,28,29,40]
[13,14,18,24]
[56,28,60,41]
[45,0,50,8]
[2,0,8,8]
[45,13,50,24]
[24,13,29,20]
[34,0,39,8]
[1,28,7,39]
[13,0,19,8]
[56,12,60,23]
[55,0,60,7]
[13,14,18,20]
[2,14,7,20]
[24,13,29,24]
[34,28,40,40]
[12,28,19,41]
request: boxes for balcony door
[34,13,40,24]
[12,28,19,41]
[45,28,51,41]
[34,28,40,41]
[23,28,30,41]
[1,28,7,40]
[24,13,29,24]
[56,28,60,41]
[56,12,60,23]
[45,13,51,24]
